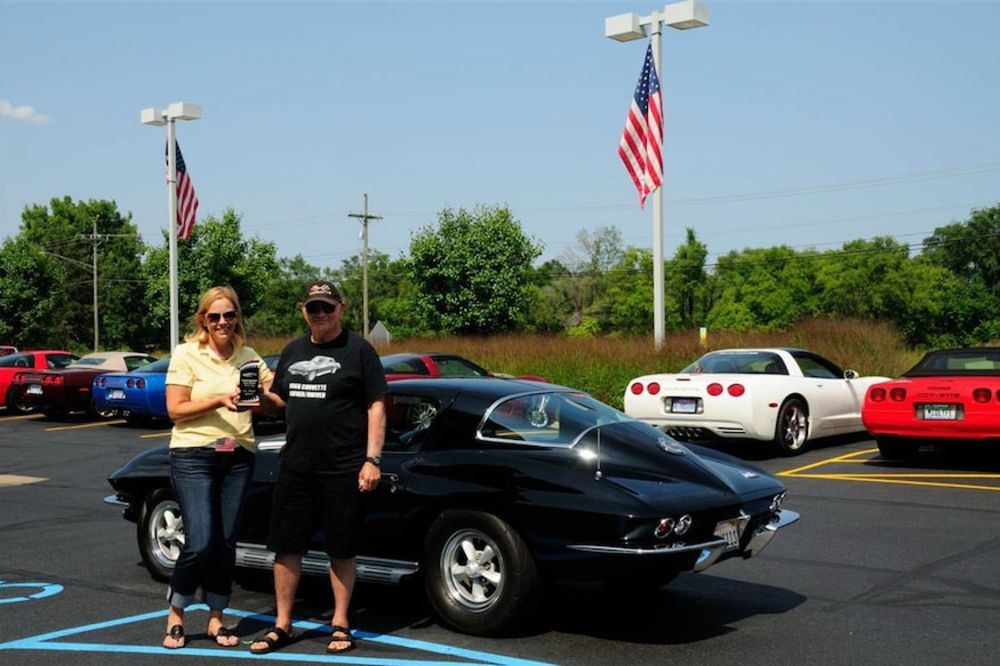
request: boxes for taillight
[14,373,24,384]
[890,388,906,402]
[973,388,991,403]
[706,383,723,396]
[630,382,643,395]
[654,518,675,539]
[127,379,135,388]
[647,382,660,395]
[727,383,745,397]
[870,388,886,402]
[137,379,146,389]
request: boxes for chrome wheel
[440,528,505,612]
[775,399,808,454]
[409,402,438,430]
[147,498,184,570]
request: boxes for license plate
[671,398,698,414]
[714,514,750,551]
[27,384,42,395]
[108,389,126,400]
[923,404,957,420]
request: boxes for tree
[246,254,326,338]
[143,208,279,346]
[330,251,428,337]
[706,246,819,330]
[554,226,625,330]
[409,206,541,334]
[665,228,708,329]
[17,197,146,350]
[0,237,62,347]
[923,205,1000,303]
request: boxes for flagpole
[605,2,710,351]
[650,18,665,350]
[167,121,179,351]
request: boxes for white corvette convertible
[624,348,889,455]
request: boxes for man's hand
[358,461,380,493]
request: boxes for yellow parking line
[778,448,877,477]
[45,419,126,432]
[0,413,44,421]
[789,473,1000,492]
[139,432,172,439]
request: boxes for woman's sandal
[249,626,294,655]
[207,625,238,647]
[326,625,356,654]
[163,624,186,649]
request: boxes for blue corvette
[92,357,170,423]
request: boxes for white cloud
[0,99,48,124]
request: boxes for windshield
[682,351,787,375]
[136,358,170,373]
[478,391,633,447]
[905,349,1000,377]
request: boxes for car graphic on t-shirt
[287,356,341,381]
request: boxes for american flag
[167,140,199,241]
[618,43,662,208]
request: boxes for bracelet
[364,456,381,467]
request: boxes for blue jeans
[167,445,254,611]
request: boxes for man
[250,280,386,655]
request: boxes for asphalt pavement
[1,411,998,665]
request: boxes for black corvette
[106,378,799,635]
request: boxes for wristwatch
[364,456,381,467]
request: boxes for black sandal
[163,624,186,650]
[326,625,356,654]
[208,625,238,647]
[249,626,293,655]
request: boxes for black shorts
[267,466,366,560]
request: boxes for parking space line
[0,413,43,421]
[787,473,1000,492]
[779,448,1000,492]
[778,449,876,477]
[139,431,172,439]
[45,419,126,432]
[0,605,559,665]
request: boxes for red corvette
[0,350,78,414]
[862,347,1000,459]
[380,352,548,383]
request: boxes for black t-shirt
[272,329,387,474]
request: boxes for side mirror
[844,369,859,380]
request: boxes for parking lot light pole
[140,102,202,351]
[605,1,709,349]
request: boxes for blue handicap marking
[0,580,64,604]
[0,603,560,665]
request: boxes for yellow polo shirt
[166,341,274,451]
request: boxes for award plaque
[237,360,261,407]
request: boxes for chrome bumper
[103,493,128,507]
[567,508,800,573]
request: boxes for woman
[161,286,273,649]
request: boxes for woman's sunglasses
[205,310,238,324]
[305,301,339,315]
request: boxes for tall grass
[248,318,921,409]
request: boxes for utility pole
[80,219,130,352]
[348,193,382,338]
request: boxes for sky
[1,0,998,272]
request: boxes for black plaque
[237,360,261,407]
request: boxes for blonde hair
[185,285,246,351]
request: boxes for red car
[862,347,1000,459]
[13,351,156,418]
[0,350,78,414]
[380,352,548,383]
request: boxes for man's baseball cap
[303,280,342,305]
